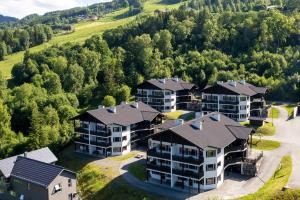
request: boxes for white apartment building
[72,102,162,157]
[136,78,197,112]
[146,113,260,192]
[201,80,267,122]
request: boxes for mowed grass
[284,104,297,118]
[268,107,280,118]
[238,155,292,200]
[163,111,183,120]
[0,0,182,79]
[251,138,281,151]
[255,122,276,136]
[109,152,138,161]
[128,162,147,181]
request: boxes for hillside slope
[0,0,182,79]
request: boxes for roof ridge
[15,156,64,170]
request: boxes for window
[217,175,222,182]
[240,105,246,110]
[122,146,127,151]
[206,178,216,185]
[68,179,72,187]
[122,126,127,131]
[217,148,221,154]
[122,136,127,141]
[217,161,221,167]
[68,194,73,200]
[165,91,171,95]
[113,147,121,152]
[54,184,62,193]
[113,137,121,142]
[240,114,247,119]
[206,164,216,171]
[240,97,247,101]
[113,127,121,132]
[206,150,216,157]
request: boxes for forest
[0,0,299,159]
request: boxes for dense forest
[0,0,299,160]
[0,15,18,23]
[0,25,53,60]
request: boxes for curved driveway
[120,106,300,199]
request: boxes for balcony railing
[201,107,218,112]
[147,163,204,179]
[202,98,218,103]
[147,149,204,165]
[219,108,239,114]
[75,137,111,147]
[224,144,247,155]
[75,127,111,137]
[224,157,243,168]
[219,100,239,105]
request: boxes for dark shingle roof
[11,157,68,188]
[167,113,252,149]
[74,102,160,126]
[204,81,267,96]
[0,147,57,178]
[145,78,196,91]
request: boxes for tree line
[0,24,53,60]
[0,4,299,159]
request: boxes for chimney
[159,78,166,84]
[108,106,117,113]
[175,119,184,126]
[24,152,28,158]
[98,105,105,109]
[240,80,246,85]
[228,80,237,87]
[195,112,204,119]
[212,113,221,121]
[133,102,139,109]
[192,120,203,130]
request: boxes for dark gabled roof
[11,157,74,188]
[203,81,267,96]
[162,113,252,149]
[0,147,58,178]
[72,102,161,126]
[139,78,196,92]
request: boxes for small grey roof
[146,78,196,91]
[0,147,58,178]
[169,113,252,149]
[204,81,267,96]
[11,157,65,188]
[75,102,160,126]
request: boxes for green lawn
[0,0,182,79]
[255,122,276,136]
[284,104,297,118]
[163,111,183,120]
[109,152,138,161]
[268,107,280,118]
[238,155,292,200]
[251,138,281,151]
[128,162,147,181]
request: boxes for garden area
[251,138,281,151]
[255,122,276,136]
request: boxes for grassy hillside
[0,0,182,79]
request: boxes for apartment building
[136,78,198,112]
[146,112,261,192]
[201,80,267,122]
[72,102,163,157]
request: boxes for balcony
[201,107,218,112]
[224,144,247,155]
[75,137,111,147]
[219,100,239,105]
[147,163,204,179]
[202,99,218,103]
[75,127,111,137]
[147,149,171,159]
[224,157,243,168]
[75,137,89,144]
[172,155,204,165]
[219,108,239,114]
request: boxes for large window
[206,178,216,185]
[113,147,121,152]
[206,150,216,157]
[113,137,121,142]
[206,164,216,171]
[113,127,121,132]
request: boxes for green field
[128,162,147,181]
[251,138,281,151]
[0,0,182,79]
[268,107,280,118]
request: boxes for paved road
[265,106,300,189]
[120,106,300,199]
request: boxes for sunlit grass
[251,138,280,151]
